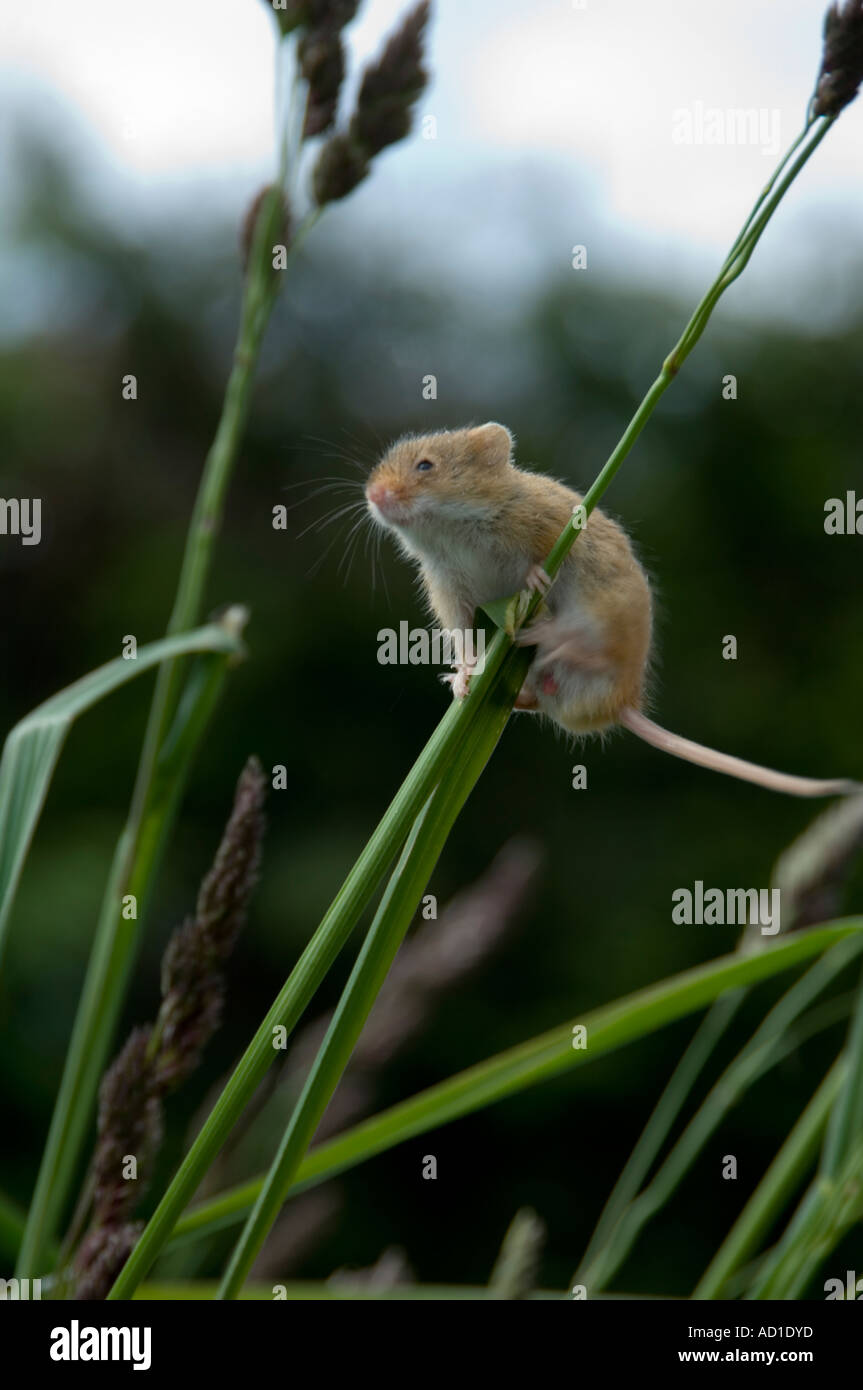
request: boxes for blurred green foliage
[1,129,862,1296]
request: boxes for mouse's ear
[470,422,514,466]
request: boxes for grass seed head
[313,1,431,205]
[813,1,863,116]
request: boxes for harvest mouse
[365,422,857,797]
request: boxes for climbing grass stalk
[218,665,521,1297]
[541,114,834,586]
[108,644,532,1298]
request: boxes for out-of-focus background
[1,0,862,1295]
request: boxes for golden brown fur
[364,422,855,796]
[365,423,651,731]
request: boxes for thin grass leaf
[577,794,863,1285]
[576,937,863,1292]
[107,641,533,1300]
[0,619,242,975]
[744,1135,863,1298]
[820,960,863,1181]
[15,619,246,1280]
[744,962,863,1298]
[574,990,745,1287]
[217,672,519,1298]
[167,922,863,1250]
[694,1058,845,1298]
[13,22,331,1281]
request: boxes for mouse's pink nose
[366,482,389,507]
[366,482,407,518]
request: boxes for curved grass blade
[0,618,243,974]
[576,938,863,1293]
[694,1056,844,1298]
[168,921,863,1249]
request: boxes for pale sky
[2,0,862,327]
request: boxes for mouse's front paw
[525,563,552,597]
[442,662,473,700]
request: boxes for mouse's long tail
[619,707,860,798]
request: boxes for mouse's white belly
[439,537,531,609]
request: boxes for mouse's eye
[415,459,434,472]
